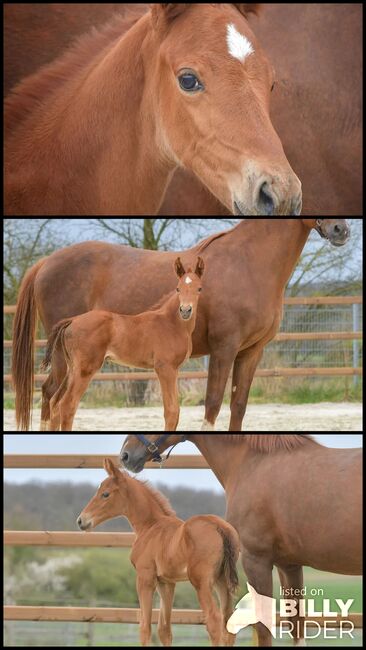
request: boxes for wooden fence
[3,297,363,383]
[4,454,363,632]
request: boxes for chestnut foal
[78,459,239,646]
[41,257,204,431]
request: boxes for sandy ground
[4,403,362,431]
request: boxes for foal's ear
[151,4,191,29]
[195,257,205,279]
[103,458,120,479]
[174,257,186,279]
[233,3,261,19]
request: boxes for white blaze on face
[226,23,254,62]
[185,276,193,284]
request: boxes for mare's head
[77,459,127,530]
[174,256,205,321]
[121,435,186,473]
[148,3,302,215]
[303,219,351,246]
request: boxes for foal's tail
[12,259,45,430]
[217,526,240,594]
[40,318,73,407]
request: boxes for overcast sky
[4,434,363,493]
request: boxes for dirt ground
[4,403,362,431]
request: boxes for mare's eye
[102,492,110,498]
[178,72,204,93]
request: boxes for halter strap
[134,434,187,464]
[315,219,328,239]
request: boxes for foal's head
[174,256,205,321]
[148,3,302,215]
[77,459,127,530]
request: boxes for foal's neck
[124,476,176,536]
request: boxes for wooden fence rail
[4,606,362,628]
[4,297,363,382]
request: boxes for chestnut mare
[40,257,204,431]
[5,3,302,216]
[121,434,362,646]
[78,458,239,646]
[12,219,350,431]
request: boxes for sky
[4,434,363,493]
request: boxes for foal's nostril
[257,182,275,215]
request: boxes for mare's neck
[222,220,312,292]
[124,476,173,536]
[188,435,248,490]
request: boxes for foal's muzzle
[180,305,193,320]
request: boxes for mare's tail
[12,259,45,430]
[217,526,240,594]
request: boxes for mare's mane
[197,222,244,253]
[5,7,147,133]
[214,434,318,453]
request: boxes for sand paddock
[4,402,362,431]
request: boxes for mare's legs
[203,345,239,430]
[155,364,180,431]
[156,579,175,646]
[188,566,222,646]
[277,565,305,646]
[241,550,273,647]
[229,344,264,431]
[216,577,236,646]
[137,570,157,647]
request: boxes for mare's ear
[104,458,120,479]
[233,4,261,19]
[174,257,186,279]
[151,4,191,29]
[195,257,205,279]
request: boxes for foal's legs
[137,571,157,647]
[155,364,180,431]
[188,567,222,646]
[216,577,236,646]
[57,371,94,431]
[156,579,175,646]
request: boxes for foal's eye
[271,82,276,92]
[178,71,204,93]
[198,288,202,293]
[102,492,110,498]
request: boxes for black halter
[133,434,187,464]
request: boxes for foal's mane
[215,434,317,453]
[134,477,176,517]
[5,7,147,133]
